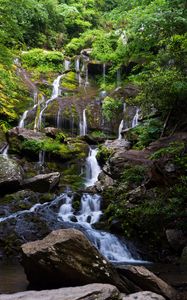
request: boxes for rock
[118,265,177,300]
[122,291,165,300]
[166,229,186,252]
[22,172,60,192]
[0,283,120,300]
[44,127,62,139]
[21,228,130,292]
[0,156,23,195]
[181,246,187,264]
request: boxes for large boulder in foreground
[0,283,120,300]
[21,228,129,292]
[22,172,60,192]
[118,265,177,300]
[0,156,23,194]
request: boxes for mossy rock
[61,71,78,90]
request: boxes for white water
[79,109,87,136]
[1,144,9,157]
[64,59,71,71]
[38,75,63,130]
[85,148,101,187]
[75,57,80,72]
[118,103,126,140]
[85,63,89,86]
[19,110,29,128]
[38,150,45,166]
[132,108,140,128]
[57,107,62,129]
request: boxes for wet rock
[0,283,120,300]
[122,291,165,300]
[0,156,23,195]
[166,229,186,252]
[118,265,177,300]
[44,127,62,139]
[21,228,130,292]
[22,172,60,193]
[0,129,7,152]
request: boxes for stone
[22,172,60,192]
[0,283,121,300]
[0,156,23,195]
[118,265,177,300]
[122,291,165,300]
[21,228,130,292]
[166,229,186,252]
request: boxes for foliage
[126,118,163,149]
[150,141,185,160]
[96,145,113,166]
[121,165,147,186]
[102,96,123,122]
[21,49,64,74]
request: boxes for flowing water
[1,144,9,157]
[38,75,63,130]
[85,148,101,187]
[79,109,87,136]
[64,59,71,71]
[118,103,126,140]
[132,107,140,128]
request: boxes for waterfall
[132,108,140,128]
[64,59,71,71]
[85,148,101,187]
[1,144,9,157]
[58,192,142,263]
[38,150,45,166]
[18,110,29,128]
[38,75,63,130]
[75,57,80,72]
[57,107,62,129]
[118,103,126,140]
[85,63,89,86]
[79,109,87,136]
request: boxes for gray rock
[166,229,186,251]
[123,291,165,300]
[0,156,23,194]
[0,283,121,300]
[21,228,130,292]
[118,265,177,300]
[22,172,60,192]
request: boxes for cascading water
[57,107,62,129]
[64,59,71,71]
[79,109,87,136]
[1,144,9,157]
[132,108,140,128]
[38,75,63,130]
[85,148,101,187]
[18,110,29,128]
[118,103,126,140]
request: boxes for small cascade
[85,63,89,86]
[1,144,9,157]
[57,107,62,129]
[132,108,140,128]
[79,109,87,136]
[38,150,45,166]
[118,103,126,140]
[117,68,121,88]
[75,57,80,72]
[64,59,71,71]
[38,74,63,130]
[85,148,101,187]
[18,110,29,128]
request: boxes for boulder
[0,283,121,300]
[166,229,187,252]
[122,291,165,300]
[21,228,130,292]
[117,265,177,300]
[22,172,60,192]
[0,156,23,195]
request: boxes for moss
[61,71,78,90]
[96,145,114,166]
